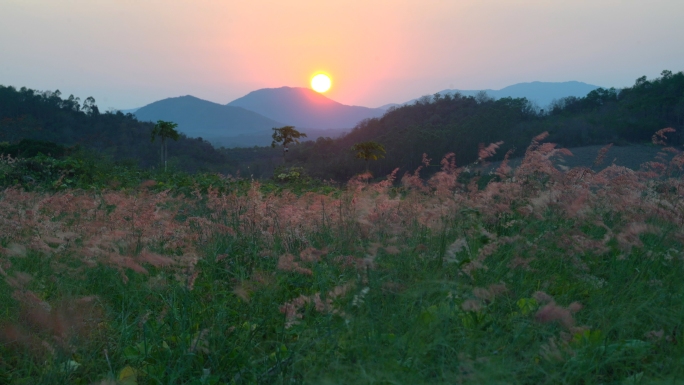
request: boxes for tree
[351,141,386,172]
[271,126,307,160]
[151,120,180,172]
[81,96,99,116]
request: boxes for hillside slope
[227,87,385,129]
[135,95,284,138]
[284,72,684,180]
[392,81,601,109]
[0,86,235,172]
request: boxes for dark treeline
[0,85,248,173]
[289,94,541,180]
[542,71,684,145]
[2,71,684,182]
[280,71,684,180]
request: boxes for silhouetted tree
[271,126,307,161]
[151,120,180,172]
[81,96,99,116]
[351,141,386,172]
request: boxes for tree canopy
[0,85,235,173]
[283,71,684,181]
[151,120,180,172]
[271,126,307,150]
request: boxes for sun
[311,73,331,93]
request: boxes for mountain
[134,95,285,139]
[286,72,683,181]
[376,103,402,110]
[227,87,386,129]
[0,85,234,173]
[118,107,139,114]
[396,81,602,109]
[131,81,601,148]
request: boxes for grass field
[1,131,684,384]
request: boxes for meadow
[1,129,684,384]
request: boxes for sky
[1,0,683,111]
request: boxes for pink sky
[1,0,683,110]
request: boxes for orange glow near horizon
[2,1,681,109]
[311,73,331,93]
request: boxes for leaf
[516,298,539,315]
[123,346,139,360]
[571,329,604,346]
[419,305,438,325]
[59,360,81,373]
[118,366,138,385]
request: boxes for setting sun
[311,74,331,93]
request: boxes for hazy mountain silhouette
[118,107,139,114]
[384,81,602,109]
[227,87,385,129]
[132,81,601,147]
[134,95,284,138]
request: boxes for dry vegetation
[1,129,684,384]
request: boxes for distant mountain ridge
[227,87,385,129]
[134,95,284,138]
[381,81,602,109]
[132,81,603,148]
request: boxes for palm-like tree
[151,120,180,172]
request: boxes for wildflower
[139,180,157,188]
[478,141,504,162]
[539,337,573,362]
[299,247,327,263]
[188,328,211,354]
[472,283,507,303]
[383,245,400,255]
[445,238,468,262]
[508,256,535,271]
[279,284,352,328]
[233,285,251,302]
[352,287,370,307]
[652,127,676,145]
[461,299,482,312]
[533,292,582,332]
[5,271,33,289]
[495,149,515,179]
[277,253,313,275]
[187,270,199,291]
[644,329,665,342]
[532,291,554,304]
[5,243,27,258]
[138,251,175,267]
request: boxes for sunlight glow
[311,74,332,93]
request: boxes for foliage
[2,131,684,383]
[351,141,386,172]
[0,85,236,174]
[0,146,253,196]
[351,141,385,161]
[151,120,180,172]
[271,125,307,150]
[286,71,684,181]
[3,72,683,183]
[351,141,386,171]
[273,165,306,183]
[0,139,69,159]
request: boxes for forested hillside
[134,95,284,138]
[0,86,236,173]
[285,71,684,180]
[2,71,683,182]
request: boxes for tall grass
[1,129,684,384]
